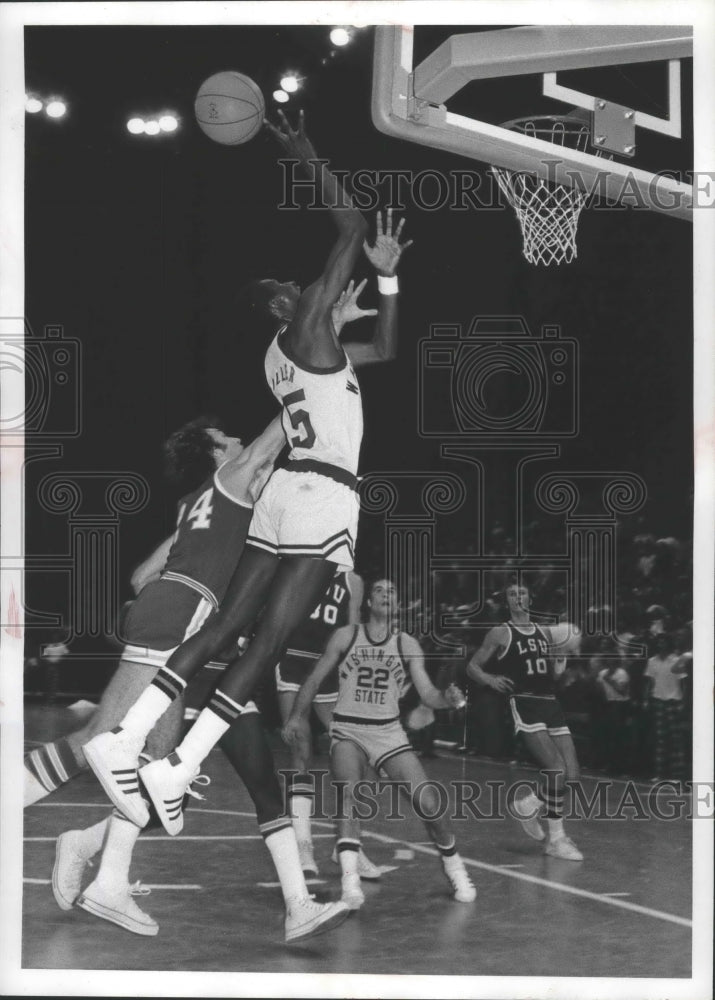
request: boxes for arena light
[158,114,179,132]
[45,100,67,119]
[127,117,146,135]
[280,74,300,94]
[25,96,43,114]
[273,89,289,104]
[144,120,161,136]
[330,27,351,46]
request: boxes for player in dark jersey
[86,112,412,841]
[467,583,584,861]
[38,413,350,941]
[277,568,361,872]
[284,580,476,911]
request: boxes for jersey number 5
[283,389,316,450]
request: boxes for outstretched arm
[282,627,354,745]
[402,634,465,710]
[215,416,286,505]
[342,210,412,368]
[264,111,367,367]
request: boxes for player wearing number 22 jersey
[283,579,476,911]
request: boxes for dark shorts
[121,580,215,667]
[275,652,338,702]
[509,695,571,736]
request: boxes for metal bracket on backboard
[371,26,693,220]
[407,95,447,126]
[593,100,637,157]
[543,59,683,140]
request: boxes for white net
[491,115,595,267]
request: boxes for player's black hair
[237,279,279,320]
[163,414,225,492]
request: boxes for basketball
[194,71,265,145]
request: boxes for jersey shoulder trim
[277,327,347,375]
[213,465,254,509]
[496,623,513,660]
[161,571,218,610]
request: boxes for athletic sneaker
[52,830,92,910]
[284,896,350,943]
[513,794,546,842]
[545,835,584,861]
[76,879,158,936]
[341,873,365,910]
[83,727,148,828]
[330,845,382,880]
[443,859,477,903]
[138,753,196,836]
[297,841,319,878]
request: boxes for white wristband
[377,275,399,295]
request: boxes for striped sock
[287,773,314,845]
[541,785,565,837]
[434,837,457,858]
[337,838,360,877]
[120,666,187,741]
[264,826,309,906]
[175,690,244,770]
[25,738,84,800]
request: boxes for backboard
[372,25,693,221]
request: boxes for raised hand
[363,209,413,277]
[263,109,317,162]
[332,278,378,333]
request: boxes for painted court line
[22,877,201,890]
[311,823,692,929]
[32,802,690,927]
[498,863,525,869]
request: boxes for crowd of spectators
[360,517,694,782]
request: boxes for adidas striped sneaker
[83,728,148,828]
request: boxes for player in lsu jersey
[283,579,477,911]
[467,582,584,861]
[85,110,412,840]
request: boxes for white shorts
[330,716,413,773]
[246,466,358,569]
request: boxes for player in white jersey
[85,111,412,845]
[283,580,477,911]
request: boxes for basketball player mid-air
[283,579,476,910]
[467,582,584,861]
[85,110,412,839]
[50,288,372,941]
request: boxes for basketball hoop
[491,114,603,266]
